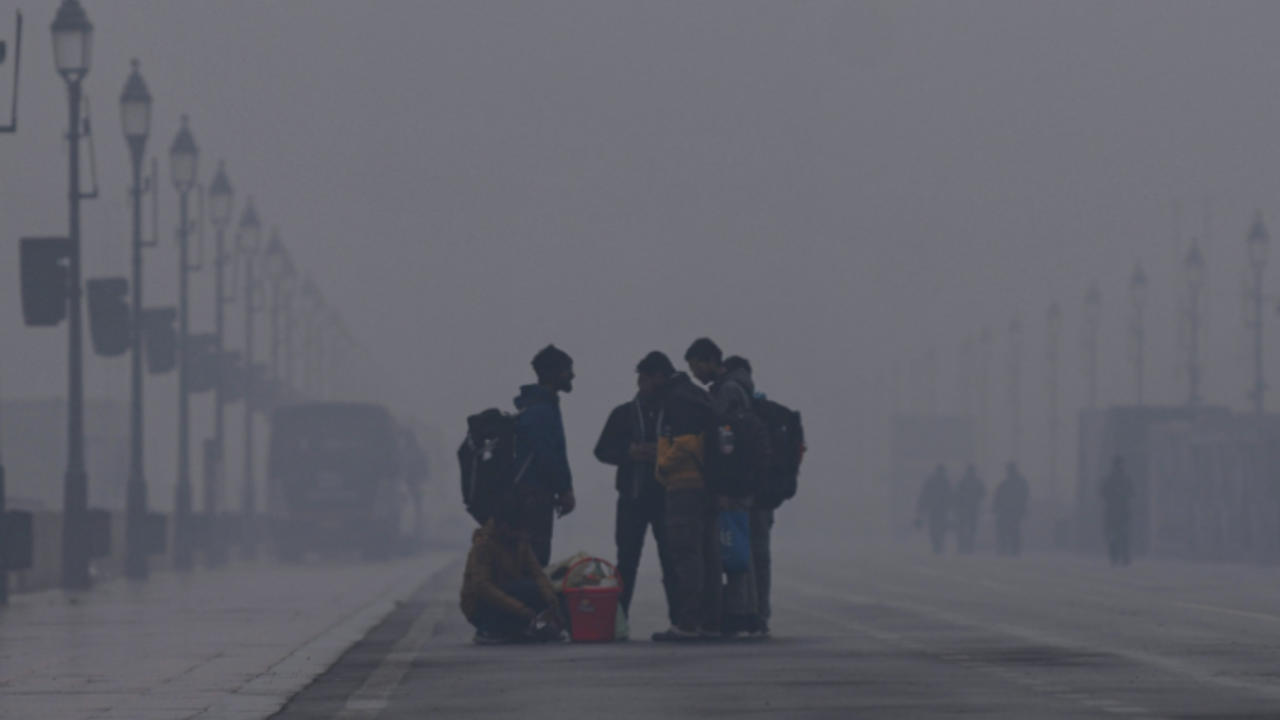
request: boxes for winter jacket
[709,367,755,417]
[514,384,573,496]
[655,373,714,491]
[593,396,660,499]
[993,471,1029,520]
[460,520,559,621]
[917,470,951,521]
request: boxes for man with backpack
[724,356,804,638]
[513,345,577,566]
[650,359,718,641]
[685,339,768,637]
[594,351,676,620]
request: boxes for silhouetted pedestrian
[514,345,577,566]
[594,351,676,620]
[916,465,951,554]
[992,462,1029,556]
[1100,456,1133,567]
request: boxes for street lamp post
[1046,302,1061,507]
[1247,212,1269,414]
[1007,317,1022,465]
[120,58,151,580]
[1185,241,1206,407]
[52,0,94,591]
[237,199,262,555]
[265,229,286,402]
[170,115,198,571]
[1083,281,1101,409]
[1129,263,1147,406]
[206,161,233,565]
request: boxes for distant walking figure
[916,465,951,554]
[1100,456,1133,567]
[992,463,1029,557]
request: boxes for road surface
[272,542,1280,719]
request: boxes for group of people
[914,456,1135,565]
[915,462,1030,556]
[460,339,799,644]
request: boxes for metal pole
[1134,305,1145,406]
[1189,286,1201,406]
[207,223,227,565]
[242,255,256,557]
[1252,266,1264,413]
[60,79,89,590]
[174,189,192,571]
[1046,304,1061,508]
[270,274,280,395]
[124,138,148,580]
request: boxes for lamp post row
[46,0,345,588]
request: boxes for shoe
[748,621,771,640]
[652,626,701,642]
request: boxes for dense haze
[3,0,1280,540]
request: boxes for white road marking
[334,598,446,719]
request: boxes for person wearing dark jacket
[686,339,759,636]
[651,367,719,641]
[1100,456,1133,567]
[993,462,1029,556]
[594,351,676,619]
[460,493,564,644]
[724,355,776,637]
[916,465,951,554]
[514,345,576,566]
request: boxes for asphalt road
[272,543,1280,719]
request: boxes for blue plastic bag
[719,510,751,574]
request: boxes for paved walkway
[0,551,457,720]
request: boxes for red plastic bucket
[562,558,622,643]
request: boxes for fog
[3,0,1280,573]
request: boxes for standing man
[953,464,986,554]
[594,351,676,620]
[514,345,576,566]
[724,355,796,637]
[992,462,1029,557]
[685,339,759,635]
[651,362,717,641]
[1100,456,1133,567]
[916,465,952,554]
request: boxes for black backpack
[753,398,805,510]
[457,409,529,524]
[704,400,772,499]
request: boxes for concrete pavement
[0,551,455,719]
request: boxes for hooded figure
[1100,456,1133,567]
[916,465,952,554]
[953,465,986,554]
[514,345,576,566]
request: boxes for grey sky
[2,1,1279,530]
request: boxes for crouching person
[461,494,565,645]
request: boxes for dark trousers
[522,487,556,567]
[616,485,674,620]
[665,488,721,632]
[750,508,773,622]
[468,579,548,638]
